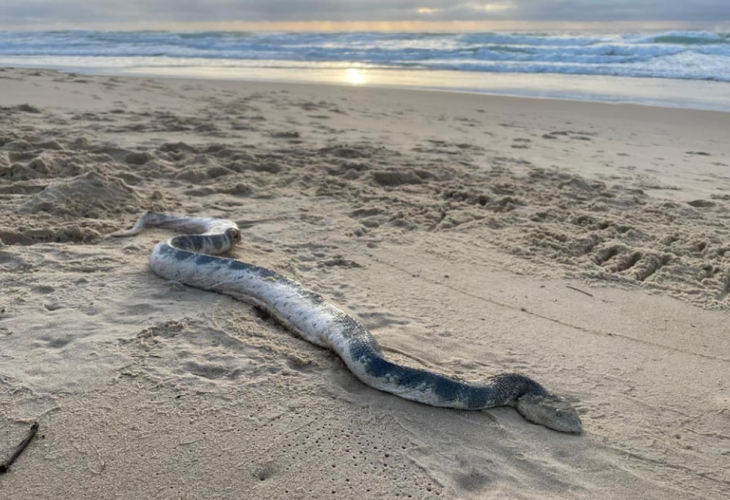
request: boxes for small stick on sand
[0,422,39,474]
[566,285,594,298]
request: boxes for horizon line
[0,20,722,32]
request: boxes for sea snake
[113,211,582,433]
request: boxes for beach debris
[0,421,39,474]
[566,285,594,297]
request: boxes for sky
[0,0,728,30]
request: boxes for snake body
[115,212,582,433]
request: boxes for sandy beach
[1,67,729,499]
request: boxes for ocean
[2,30,730,110]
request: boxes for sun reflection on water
[345,68,365,85]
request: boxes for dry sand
[0,67,729,499]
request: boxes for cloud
[0,0,728,27]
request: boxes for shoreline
[3,61,730,113]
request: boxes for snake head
[515,393,582,434]
[225,228,242,245]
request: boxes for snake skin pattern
[113,212,582,433]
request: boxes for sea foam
[0,30,729,81]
